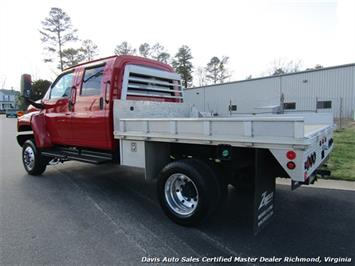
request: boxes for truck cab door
[70,63,111,150]
[43,71,75,145]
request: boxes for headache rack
[121,65,183,100]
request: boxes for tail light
[287,161,296,170]
[286,151,296,160]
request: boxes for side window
[81,66,104,96]
[283,102,296,110]
[317,100,332,109]
[50,72,74,99]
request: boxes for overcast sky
[1,0,354,90]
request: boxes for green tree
[80,39,98,61]
[172,45,193,88]
[138,42,170,63]
[16,95,27,111]
[114,41,136,55]
[151,43,170,63]
[31,79,51,101]
[138,43,151,57]
[205,56,230,84]
[61,48,85,68]
[205,57,219,84]
[272,68,285,76]
[156,52,170,64]
[40,7,78,71]
[16,79,50,110]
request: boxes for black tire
[22,139,48,175]
[157,159,224,226]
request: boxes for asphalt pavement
[1,115,354,265]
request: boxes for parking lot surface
[1,115,354,265]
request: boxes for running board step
[41,149,112,164]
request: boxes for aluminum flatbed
[113,100,334,183]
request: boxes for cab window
[49,72,74,99]
[81,65,104,96]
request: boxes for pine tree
[205,57,220,84]
[172,45,193,88]
[61,48,85,68]
[138,43,151,57]
[80,39,98,61]
[151,43,170,63]
[40,7,78,71]
[114,41,136,55]
[205,56,230,84]
[139,42,170,63]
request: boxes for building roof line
[187,62,355,90]
[0,89,19,95]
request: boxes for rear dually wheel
[157,159,224,226]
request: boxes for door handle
[104,81,110,104]
[69,86,76,111]
[70,86,77,103]
[99,97,104,110]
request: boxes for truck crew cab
[17,55,334,233]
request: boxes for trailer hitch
[292,168,331,190]
[314,169,331,178]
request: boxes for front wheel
[22,140,48,175]
[157,159,224,226]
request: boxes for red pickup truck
[17,55,334,233]
[18,55,178,152]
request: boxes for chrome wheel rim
[164,173,199,217]
[23,146,35,171]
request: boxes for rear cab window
[81,65,105,96]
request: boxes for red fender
[31,113,52,148]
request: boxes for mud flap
[253,149,277,235]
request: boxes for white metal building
[184,63,355,119]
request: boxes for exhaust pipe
[48,158,62,165]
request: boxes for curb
[276,177,355,191]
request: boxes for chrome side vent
[122,65,183,100]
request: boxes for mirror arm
[23,97,44,109]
